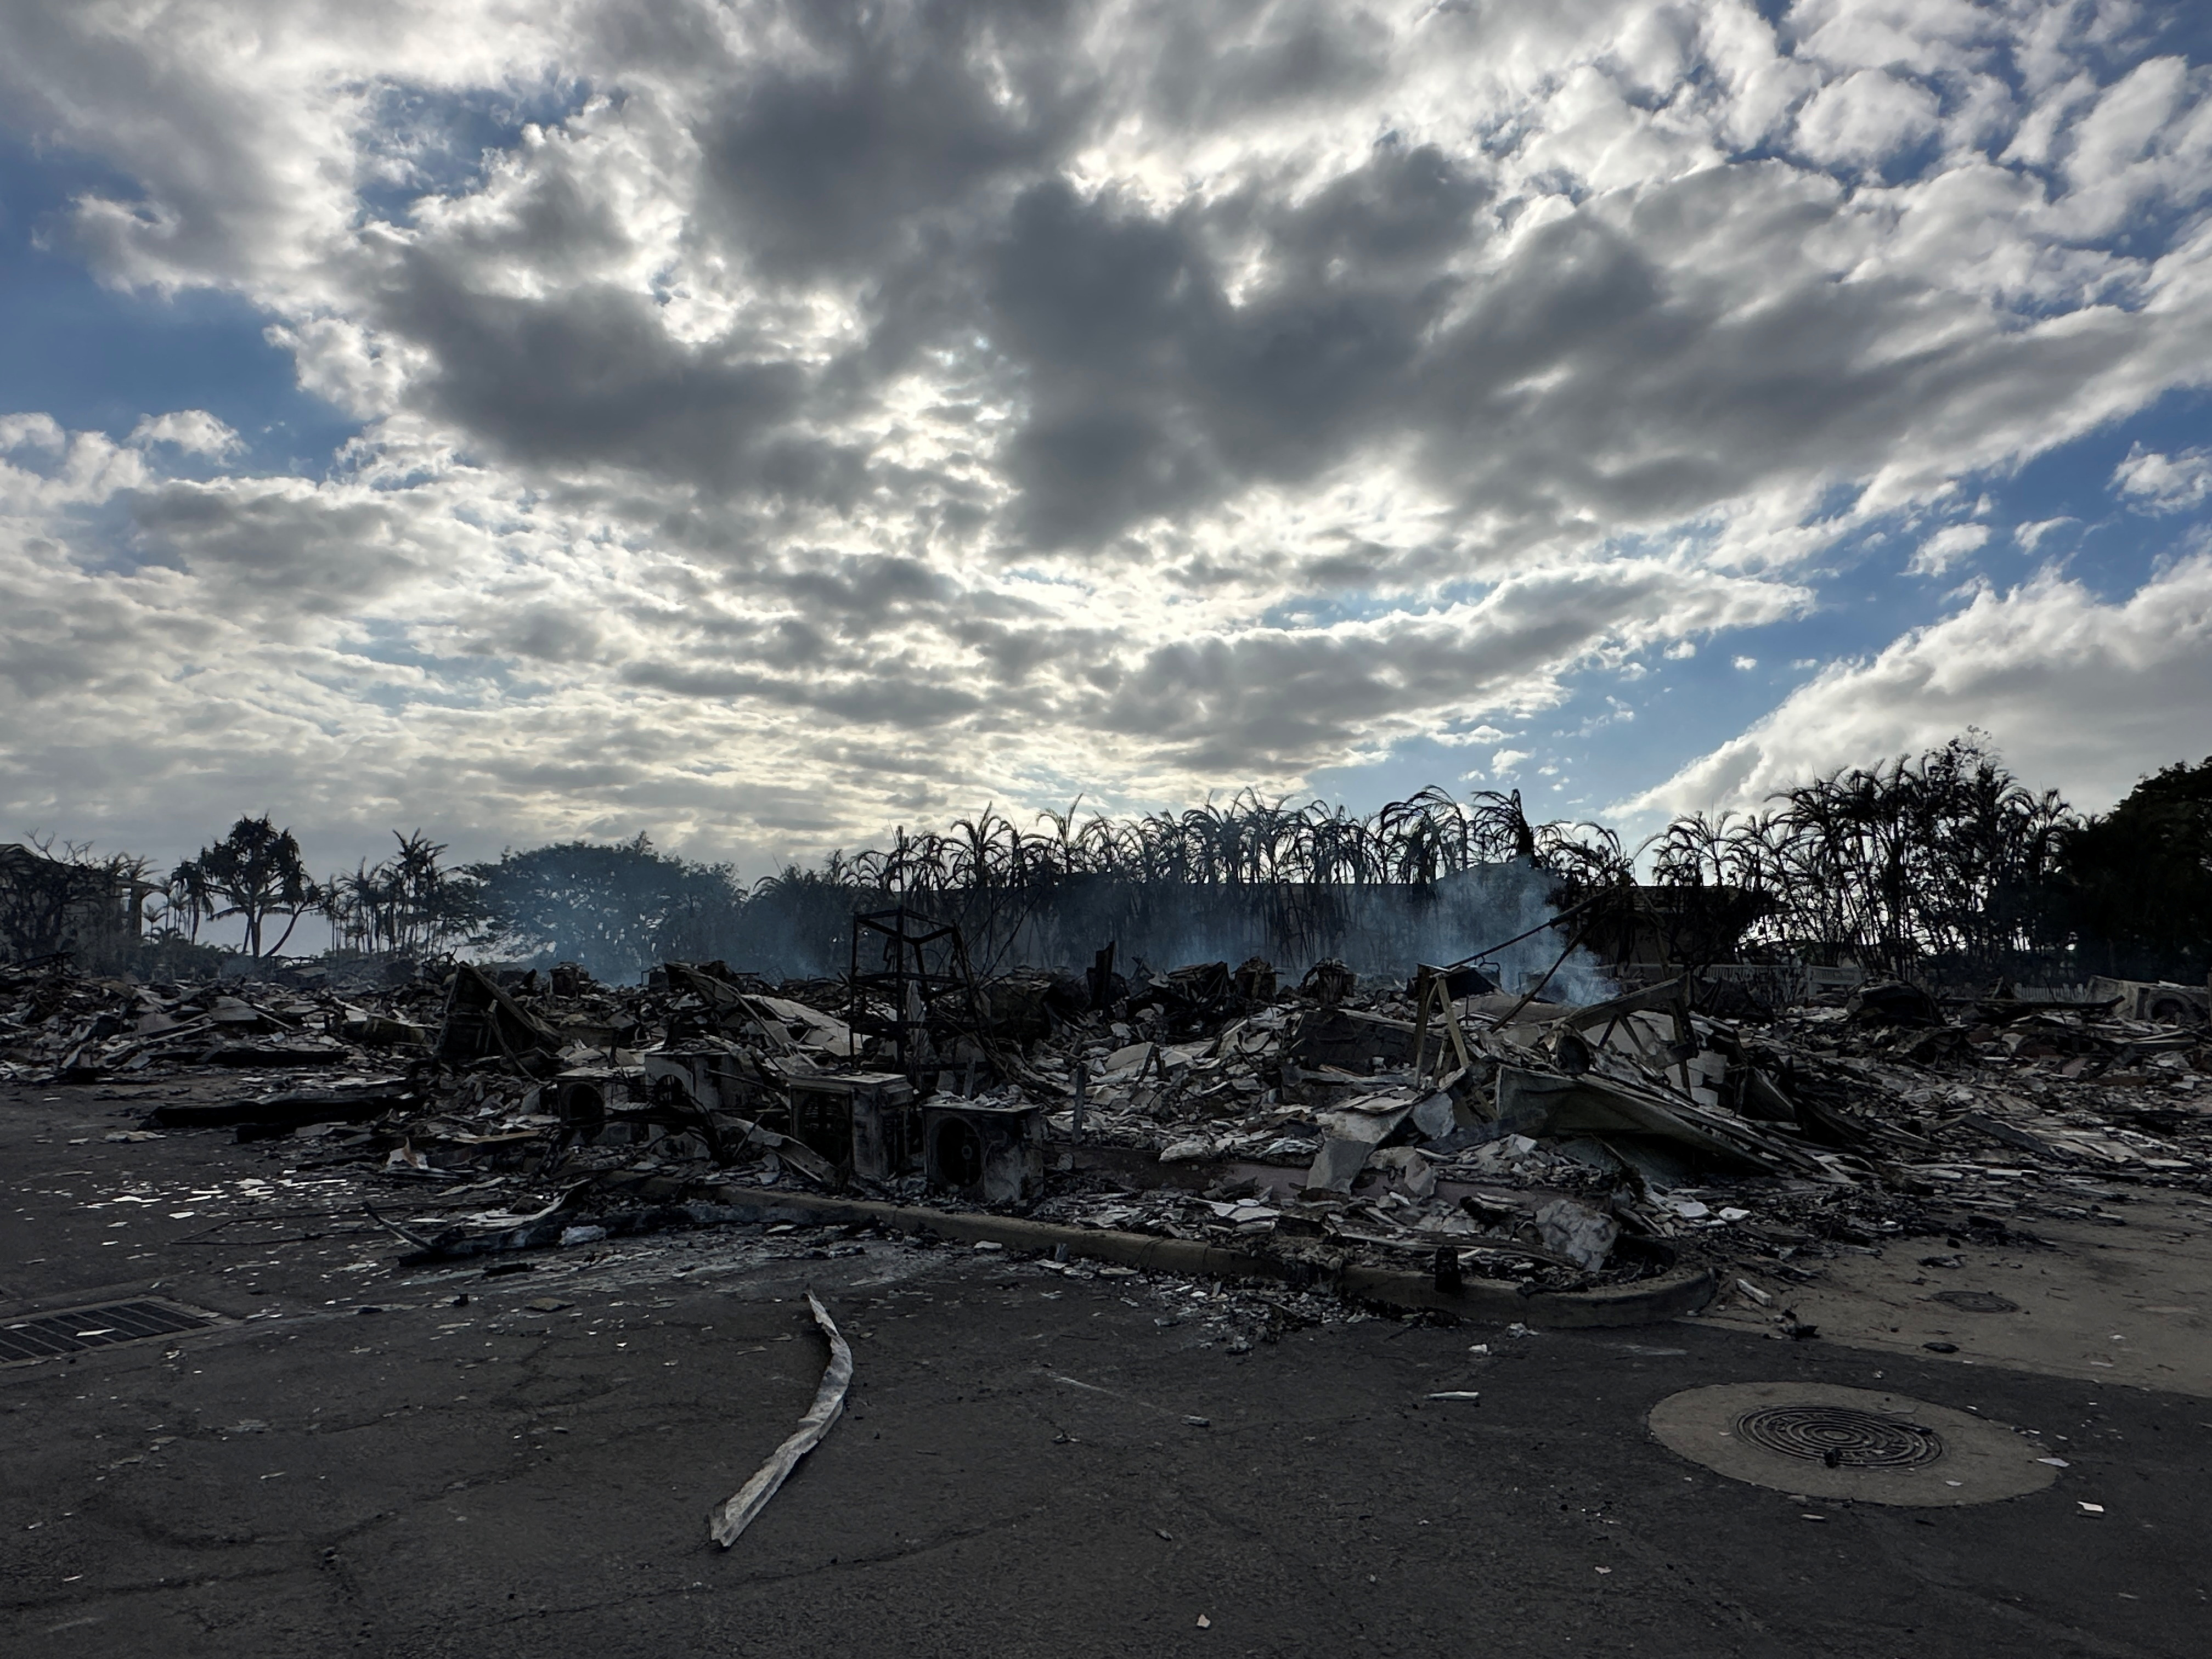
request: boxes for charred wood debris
[6,928,2210,1330]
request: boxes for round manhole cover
[1649,1382,2058,1506]
[1734,1404,1944,1469]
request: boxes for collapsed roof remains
[5,911,2207,1328]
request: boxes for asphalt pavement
[4,1080,2206,1658]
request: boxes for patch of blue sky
[1309,617,1849,836]
[1909,385,2212,599]
[354,77,596,225]
[0,133,358,472]
[2090,199,2212,286]
[2115,6,2212,72]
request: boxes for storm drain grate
[1735,1404,1944,1469]
[0,1300,215,1364]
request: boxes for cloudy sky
[3,0,2210,875]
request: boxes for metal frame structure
[845,906,986,1090]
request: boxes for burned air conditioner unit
[2087,975,2210,1026]
[552,1062,723,1155]
[922,1101,1045,1204]
[788,1071,917,1182]
[552,1069,616,1135]
[641,1045,775,1120]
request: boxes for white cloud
[1908,520,1991,576]
[0,413,66,453]
[1436,723,1509,748]
[1794,68,1942,169]
[2113,445,2212,514]
[2052,55,2212,239]
[1731,654,1756,670]
[128,411,241,457]
[0,424,149,515]
[1630,555,2212,818]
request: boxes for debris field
[8,941,2208,1339]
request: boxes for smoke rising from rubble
[919,865,1616,1001]
[452,791,1638,988]
[461,843,1613,991]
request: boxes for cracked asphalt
[4,1080,2208,1657]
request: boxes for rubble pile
[5,947,2208,1310]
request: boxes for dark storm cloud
[986,146,1490,548]
[272,0,2194,586]
[376,269,872,502]
[693,0,1099,276]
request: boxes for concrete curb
[704,1184,1717,1329]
